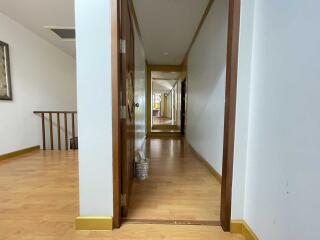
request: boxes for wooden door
[120,0,135,217]
[181,79,186,135]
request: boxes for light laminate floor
[0,149,240,240]
[127,137,221,222]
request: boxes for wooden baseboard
[187,142,222,183]
[0,145,40,161]
[231,220,258,240]
[75,216,113,230]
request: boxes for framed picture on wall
[0,41,12,100]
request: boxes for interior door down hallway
[120,0,135,217]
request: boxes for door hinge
[120,39,126,54]
[121,194,126,207]
[120,105,127,119]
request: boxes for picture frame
[0,41,12,100]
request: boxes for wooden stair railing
[33,111,77,150]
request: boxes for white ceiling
[0,0,75,57]
[133,0,209,65]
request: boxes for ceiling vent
[45,27,75,40]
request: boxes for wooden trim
[187,142,222,183]
[0,146,40,161]
[34,111,77,114]
[231,220,259,240]
[111,0,121,229]
[75,216,113,230]
[122,218,220,226]
[64,113,69,150]
[220,0,241,232]
[146,64,152,134]
[147,64,182,135]
[49,112,54,150]
[71,113,76,141]
[41,113,46,150]
[57,113,61,150]
[181,0,215,64]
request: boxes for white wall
[134,25,146,151]
[0,13,76,155]
[244,0,320,239]
[186,0,228,175]
[231,0,255,220]
[75,0,113,216]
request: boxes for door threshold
[122,218,220,226]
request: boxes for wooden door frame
[220,0,241,231]
[146,65,182,136]
[112,0,241,231]
[111,0,121,229]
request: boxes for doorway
[151,71,182,134]
[112,0,241,231]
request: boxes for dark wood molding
[181,0,215,64]
[146,65,152,134]
[33,111,77,114]
[220,0,241,232]
[111,0,121,229]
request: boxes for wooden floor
[152,117,180,133]
[0,149,243,240]
[126,137,221,222]
[153,117,175,125]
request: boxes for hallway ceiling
[0,0,75,57]
[133,0,209,65]
[153,80,176,93]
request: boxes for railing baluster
[49,113,54,150]
[34,111,77,151]
[72,113,75,147]
[41,113,46,150]
[64,113,69,150]
[57,113,61,150]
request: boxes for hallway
[127,137,221,223]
